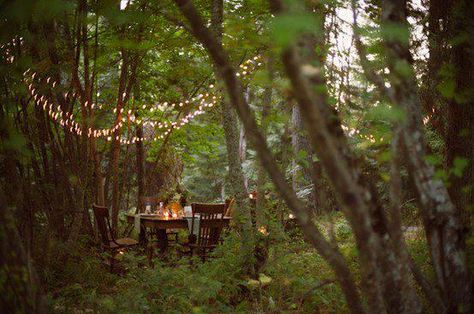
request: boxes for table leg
[139,224,147,245]
[155,229,168,253]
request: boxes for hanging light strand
[3,37,264,144]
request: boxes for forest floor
[45,213,433,313]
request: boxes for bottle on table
[157,202,164,215]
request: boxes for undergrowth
[42,213,441,313]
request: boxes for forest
[0,0,473,313]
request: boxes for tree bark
[256,56,273,214]
[445,0,474,231]
[210,0,254,273]
[136,122,145,213]
[110,53,139,234]
[211,0,249,217]
[380,0,472,311]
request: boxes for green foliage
[334,217,353,243]
[1,130,28,157]
[381,22,410,45]
[393,59,414,78]
[365,102,405,123]
[48,233,247,313]
[270,13,322,47]
[46,215,367,313]
[438,78,456,99]
[451,157,469,178]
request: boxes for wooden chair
[222,198,235,237]
[184,203,227,261]
[92,204,138,271]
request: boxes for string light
[2,37,264,144]
[4,38,428,148]
[35,54,262,125]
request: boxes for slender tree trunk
[256,56,273,214]
[222,99,252,230]
[290,104,315,208]
[445,0,474,231]
[421,0,449,137]
[110,124,123,235]
[210,0,254,263]
[381,0,472,311]
[111,53,130,235]
[136,123,145,213]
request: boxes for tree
[210,0,255,275]
[173,0,471,312]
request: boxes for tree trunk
[420,0,450,137]
[110,53,130,235]
[136,123,145,213]
[222,99,252,231]
[445,0,474,231]
[290,104,316,212]
[210,0,254,262]
[256,56,273,215]
[381,0,472,311]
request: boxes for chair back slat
[191,203,227,247]
[225,198,235,217]
[93,204,112,246]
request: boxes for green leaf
[258,273,272,286]
[271,13,322,47]
[425,154,442,166]
[377,150,392,163]
[434,169,448,181]
[380,172,390,182]
[2,132,28,155]
[451,157,469,177]
[438,79,456,99]
[393,60,413,78]
[246,279,260,289]
[366,103,405,123]
[296,149,308,160]
[381,22,410,45]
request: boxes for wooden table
[125,213,231,252]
